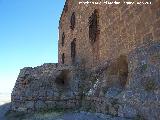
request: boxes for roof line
[59,0,68,28]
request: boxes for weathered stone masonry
[59,0,160,68]
[11,43,160,119]
[11,64,82,112]
[11,0,160,120]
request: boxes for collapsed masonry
[11,43,160,120]
[11,64,82,112]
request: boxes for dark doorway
[71,39,76,63]
[89,9,100,66]
[70,12,75,30]
[62,53,65,64]
[62,32,65,47]
[89,9,99,44]
[55,69,71,87]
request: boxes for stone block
[45,101,56,109]
[17,107,27,112]
[118,104,137,118]
[25,101,34,109]
[35,100,47,110]
[109,105,118,116]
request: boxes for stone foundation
[11,43,160,120]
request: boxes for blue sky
[0,0,65,95]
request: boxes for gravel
[0,103,131,120]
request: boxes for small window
[62,53,65,64]
[62,32,65,46]
[70,12,75,30]
[71,39,76,63]
[89,9,99,44]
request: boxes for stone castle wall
[58,0,160,68]
[11,43,160,119]
[82,43,160,120]
[11,64,82,112]
[11,0,160,119]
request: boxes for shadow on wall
[55,69,71,88]
[105,55,128,89]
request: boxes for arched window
[70,12,75,30]
[62,53,65,64]
[89,9,99,44]
[71,39,76,63]
[62,32,65,46]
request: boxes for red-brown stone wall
[58,0,160,68]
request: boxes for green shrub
[140,64,147,73]
[102,86,108,94]
[111,99,119,106]
[144,79,156,91]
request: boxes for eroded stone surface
[11,64,82,112]
[11,43,160,120]
[11,0,160,119]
